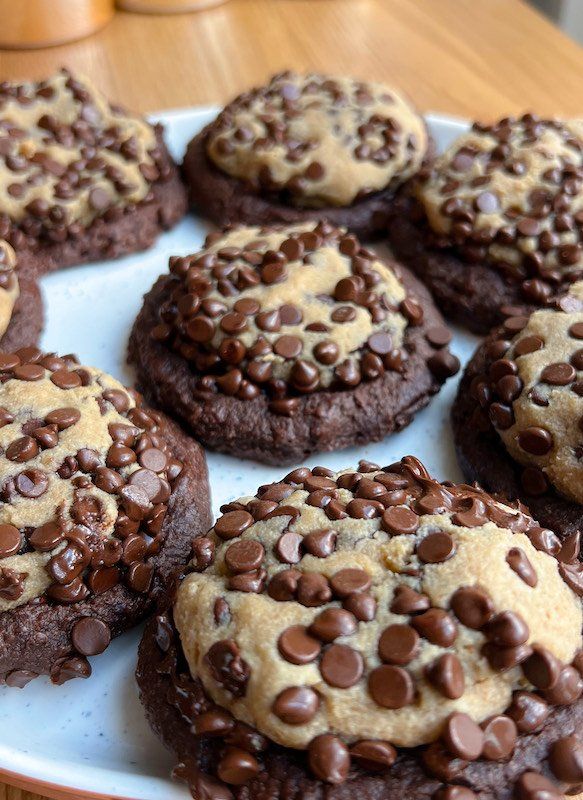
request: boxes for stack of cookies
[0,67,581,800]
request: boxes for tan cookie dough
[207,72,428,208]
[165,223,408,391]
[0,69,159,230]
[493,281,583,504]
[417,116,583,280]
[0,241,19,339]
[174,462,582,752]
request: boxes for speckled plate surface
[0,107,475,800]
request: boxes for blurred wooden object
[1,2,583,800]
[117,0,229,12]
[1,0,583,118]
[0,0,113,49]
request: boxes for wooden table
[1,1,583,799]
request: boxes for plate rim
[2,104,469,800]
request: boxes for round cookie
[128,221,460,465]
[0,240,43,350]
[0,69,187,274]
[0,347,211,686]
[184,71,431,239]
[388,114,583,333]
[137,455,583,800]
[453,280,583,550]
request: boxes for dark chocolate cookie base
[137,606,583,800]
[452,332,583,540]
[7,128,187,277]
[128,265,452,466]
[0,412,211,681]
[183,127,429,240]
[1,274,44,350]
[387,197,536,335]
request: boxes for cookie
[388,114,583,334]
[0,347,211,686]
[453,281,583,548]
[0,69,187,274]
[183,71,431,239]
[0,240,43,350]
[137,455,583,800]
[128,221,460,465]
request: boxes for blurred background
[530,0,583,42]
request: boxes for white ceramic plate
[0,107,474,800]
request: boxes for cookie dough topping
[206,71,428,208]
[475,280,583,513]
[0,69,172,247]
[152,221,458,412]
[0,347,183,617]
[172,456,582,789]
[417,115,583,301]
[0,240,19,338]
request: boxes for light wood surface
[1,1,583,800]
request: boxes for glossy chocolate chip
[71,617,111,656]
[368,665,415,708]
[278,625,321,665]
[272,686,320,725]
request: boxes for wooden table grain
[1,1,583,799]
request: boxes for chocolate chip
[413,609,457,647]
[378,624,420,665]
[515,772,562,800]
[320,644,364,688]
[484,611,529,647]
[51,369,82,390]
[205,640,250,697]
[368,664,415,708]
[544,665,583,705]
[71,617,111,656]
[443,712,484,761]
[549,735,583,785]
[274,531,302,564]
[540,362,576,385]
[308,734,350,785]
[390,585,430,615]
[267,568,300,601]
[303,529,336,558]
[225,539,264,573]
[297,572,332,607]
[417,531,457,563]
[381,505,419,535]
[214,510,254,540]
[217,747,259,785]
[506,690,549,732]
[343,592,377,621]
[6,436,39,462]
[0,524,20,557]
[517,426,553,456]
[350,740,397,771]
[425,653,465,699]
[50,656,91,685]
[480,715,517,760]
[523,646,562,690]
[273,686,320,724]
[330,568,371,598]
[450,586,494,629]
[28,520,64,551]
[506,547,538,587]
[310,608,357,642]
[278,625,321,665]
[15,468,48,497]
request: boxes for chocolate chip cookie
[0,240,43,350]
[453,281,583,553]
[388,114,583,333]
[184,71,431,239]
[137,455,583,800]
[128,221,459,465]
[0,347,211,687]
[0,69,187,274]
